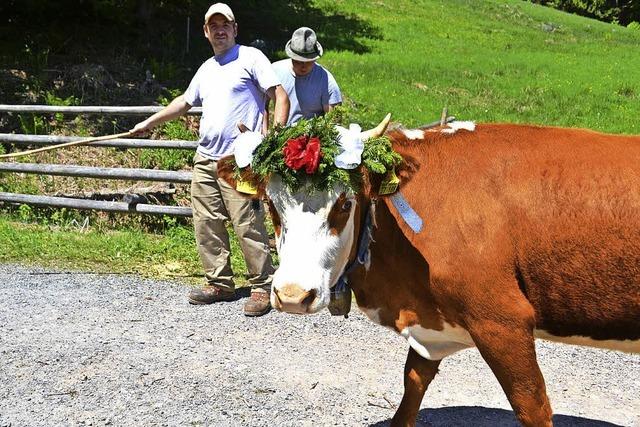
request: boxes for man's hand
[130,118,154,136]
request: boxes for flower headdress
[233,111,402,193]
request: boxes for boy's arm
[266,85,290,127]
[263,99,271,135]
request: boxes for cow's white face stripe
[400,323,475,360]
[266,176,357,313]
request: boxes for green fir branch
[237,112,401,193]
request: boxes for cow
[218,116,640,427]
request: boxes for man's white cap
[205,3,235,23]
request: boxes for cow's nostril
[301,289,316,308]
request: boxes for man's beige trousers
[190,153,274,291]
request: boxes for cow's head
[218,115,393,314]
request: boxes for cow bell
[328,284,352,318]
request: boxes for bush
[526,0,639,26]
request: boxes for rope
[0,131,135,159]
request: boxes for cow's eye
[342,200,353,212]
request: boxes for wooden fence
[0,105,201,217]
[0,105,455,218]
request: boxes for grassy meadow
[1,0,639,281]
[0,213,246,283]
[318,0,640,133]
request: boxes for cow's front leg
[466,314,553,427]
[390,347,441,427]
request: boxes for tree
[527,0,639,25]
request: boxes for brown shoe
[188,285,235,305]
[243,290,271,317]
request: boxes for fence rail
[0,104,202,115]
[0,104,199,217]
[0,134,198,149]
[0,162,193,183]
[0,192,192,217]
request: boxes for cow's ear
[395,154,420,188]
[217,156,266,199]
[365,156,419,199]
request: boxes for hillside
[315,0,640,133]
[2,0,639,133]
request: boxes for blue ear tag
[390,192,423,233]
[379,168,400,195]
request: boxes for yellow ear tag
[378,168,400,195]
[236,179,258,195]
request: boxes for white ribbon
[233,131,263,168]
[334,124,364,169]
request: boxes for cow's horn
[360,113,391,141]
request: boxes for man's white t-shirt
[272,59,342,125]
[184,44,279,160]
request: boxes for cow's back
[386,124,640,346]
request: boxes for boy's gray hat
[285,27,323,62]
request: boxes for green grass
[0,214,250,285]
[316,0,640,133]
[2,0,639,278]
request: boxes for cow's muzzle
[272,284,318,314]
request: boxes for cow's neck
[348,197,443,332]
[336,201,375,286]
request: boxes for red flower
[283,135,322,174]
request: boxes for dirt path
[0,264,638,426]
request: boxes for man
[271,27,342,125]
[131,3,289,316]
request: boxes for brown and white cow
[219,118,640,427]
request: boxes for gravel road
[0,263,638,427]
